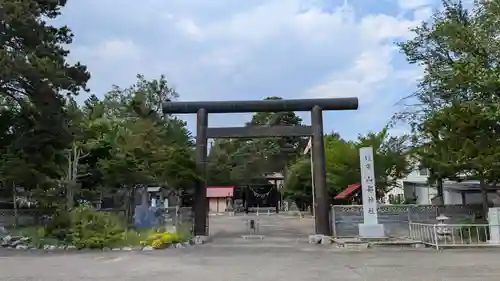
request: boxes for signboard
[359,146,379,225]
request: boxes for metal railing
[409,222,494,250]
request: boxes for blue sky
[57,0,441,140]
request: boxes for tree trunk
[436,178,444,204]
[125,187,133,228]
[141,185,148,206]
[66,182,75,209]
[12,182,18,228]
[436,177,444,215]
[65,143,85,210]
[480,179,489,219]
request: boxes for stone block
[309,234,324,244]
[193,235,210,245]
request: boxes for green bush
[459,218,490,242]
[44,210,72,242]
[68,204,125,249]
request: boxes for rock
[44,245,56,250]
[11,240,24,247]
[9,236,23,242]
[309,234,324,244]
[321,236,333,245]
[112,248,121,251]
[142,246,154,251]
[20,237,31,242]
[58,245,67,250]
[175,243,184,249]
[414,243,426,249]
[0,226,7,234]
[193,235,209,245]
[182,242,192,247]
[121,247,132,251]
[2,235,12,243]
[66,245,76,250]
[15,244,28,250]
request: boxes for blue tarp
[134,205,163,229]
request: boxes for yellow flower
[151,239,164,249]
[161,233,173,243]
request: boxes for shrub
[44,210,72,242]
[68,204,125,249]
[459,218,490,242]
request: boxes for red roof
[334,184,360,199]
[207,186,235,198]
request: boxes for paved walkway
[208,213,315,239]
[2,215,498,280]
[1,245,500,280]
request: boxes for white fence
[409,222,493,250]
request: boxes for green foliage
[44,210,72,242]
[0,0,90,207]
[68,204,125,249]
[283,128,411,204]
[396,0,500,214]
[459,218,490,242]
[207,97,306,186]
[0,1,198,246]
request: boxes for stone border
[308,234,427,249]
[2,242,197,252]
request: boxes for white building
[386,167,500,205]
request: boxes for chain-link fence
[332,204,482,238]
[0,206,194,233]
[164,206,193,232]
[0,209,47,227]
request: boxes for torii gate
[162,97,359,237]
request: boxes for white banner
[303,137,312,155]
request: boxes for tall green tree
[0,0,90,206]
[283,128,411,206]
[396,0,500,216]
[207,97,306,186]
[92,75,197,206]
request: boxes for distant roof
[406,180,500,192]
[263,172,284,180]
[147,186,162,192]
[335,184,361,199]
[207,186,235,198]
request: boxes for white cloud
[73,39,142,62]
[61,0,438,136]
[174,18,204,41]
[304,7,421,104]
[398,0,434,10]
[306,46,394,101]
[413,7,434,21]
